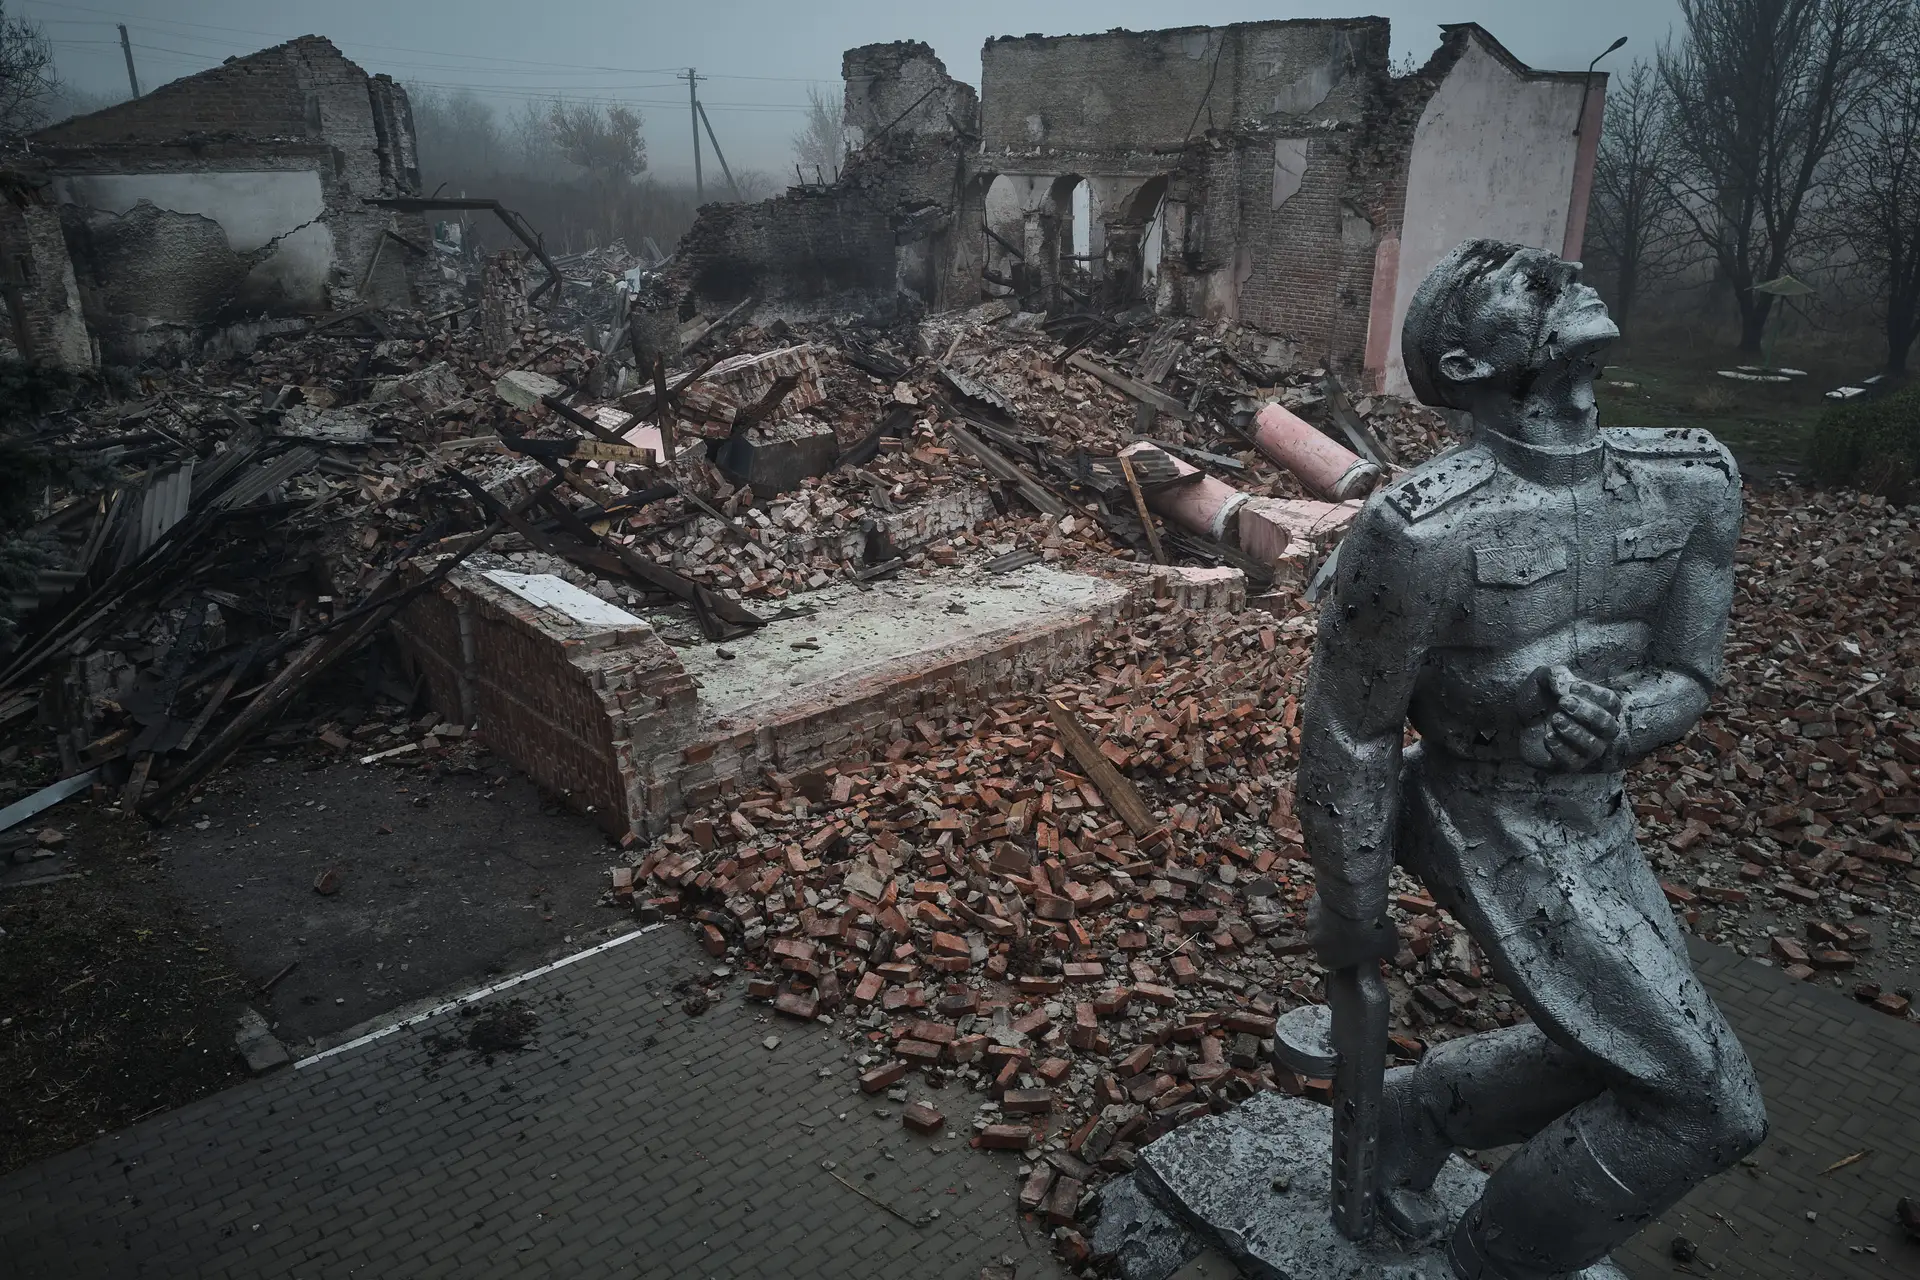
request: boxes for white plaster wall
[56,170,337,310]
[1381,42,1586,397]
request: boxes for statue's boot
[1375,1025,1603,1245]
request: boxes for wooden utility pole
[117,24,142,97]
[682,68,705,202]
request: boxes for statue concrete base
[1090,1094,1627,1280]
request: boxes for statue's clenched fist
[1519,665,1625,772]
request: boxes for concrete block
[710,418,840,497]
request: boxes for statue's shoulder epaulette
[1382,445,1497,522]
[1604,427,1738,481]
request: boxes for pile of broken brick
[4,291,1430,829]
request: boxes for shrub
[1806,384,1920,499]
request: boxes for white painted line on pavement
[294,922,665,1070]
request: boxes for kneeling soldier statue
[1295,239,1766,1277]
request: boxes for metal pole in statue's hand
[1275,945,1393,1240]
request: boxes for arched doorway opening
[1052,174,1092,310]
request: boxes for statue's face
[1463,252,1619,382]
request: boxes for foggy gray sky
[27,1,1682,181]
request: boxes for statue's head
[1402,240,1618,411]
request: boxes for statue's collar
[1477,425,1605,485]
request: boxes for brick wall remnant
[480,251,528,356]
[0,164,94,370]
[31,36,430,365]
[843,42,979,144]
[665,44,976,324]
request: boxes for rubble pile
[0,288,1435,841]
[1634,483,1920,1012]
[619,600,1528,1259]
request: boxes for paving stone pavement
[0,923,1067,1280]
[1612,939,1920,1280]
[1,926,1915,1280]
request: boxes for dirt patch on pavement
[154,746,617,1049]
[0,808,248,1176]
[0,737,621,1175]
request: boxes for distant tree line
[406,86,778,263]
[1587,0,1920,374]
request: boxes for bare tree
[1831,2,1920,371]
[731,168,777,201]
[1660,0,1903,353]
[791,85,846,178]
[1588,61,1691,334]
[507,100,562,179]
[407,85,504,183]
[0,1,55,137]
[42,81,124,126]
[547,102,647,242]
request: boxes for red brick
[1002,1088,1053,1115]
[1011,1009,1052,1038]
[902,1103,945,1134]
[897,1039,943,1065]
[774,990,819,1020]
[1018,1166,1057,1211]
[852,972,885,1004]
[860,1061,907,1092]
[1045,1175,1085,1226]
[1770,936,1810,966]
[905,1019,956,1045]
[977,1124,1032,1150]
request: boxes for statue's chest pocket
[1465,541,1573,643]
[1605,520,1688,612]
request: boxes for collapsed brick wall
[32,36,428,364]
[392,571,698,838]
[843,41,979,142]
[666,42,973,325]
[0,186,93,370]
[669,130,968,323]
[979,20,1386,156]
[642,595,1135,828]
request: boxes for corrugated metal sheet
[115,460,195,568]
[210,447,319,510]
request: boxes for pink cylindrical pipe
[1251,402,1381,501]
[1120,442,1249,542]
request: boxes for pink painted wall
[1562,82,1607,261]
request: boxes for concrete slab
[654,565,1132,821]
[680,566,1126,720]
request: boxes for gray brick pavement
[0,924,1065,1280]
[1,925,1913,1280]
[1612,940,1920,1280]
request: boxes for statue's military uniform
[1298,425,1767,1278]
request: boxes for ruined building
[7,36,430,367]
[672,20,1605,395]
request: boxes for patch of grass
[1597,352,1831,472]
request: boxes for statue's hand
[1306,895,1400,972]
[1519,665,1625,771]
